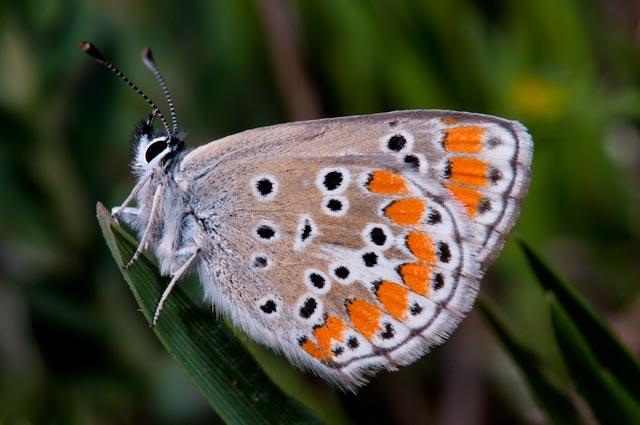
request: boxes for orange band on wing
[377,281,410,321]
[347,299,383,340]
[444,126,485,153]
[314,316,347,355]
[384,198,425,226]
[301,339,326,361]
[399,262,431,296]
[406,231,436,263]
[445,184,483,217]
[449,157,489,187]
[367,170,410,194]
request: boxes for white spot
[255,295,282,318]
[295,214,319,251]
[402,294,438,329]
[482,124,517,160]
[368,316,411,349]
[315,167,351,195]
[329,262,358,285]
[294,293,324,324]
[379,130,415,153]
[321,196,349,217]
[251,252,273,270]
[362,223,394,250]
[250,174,279,201]
[402,153,428,174]
[330,330,374,365]
[252,220,280,243]
[304,269,331,295]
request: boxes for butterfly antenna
[79,41,172,137]
[141,48,179,136]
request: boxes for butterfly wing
[177,110,532,388]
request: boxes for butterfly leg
[152,246,201,326]
[124,182,165,270]
[112,207,140,227]
[112,173,152,220]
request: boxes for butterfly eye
[145,139,168,162]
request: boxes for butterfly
[82,42,532,390]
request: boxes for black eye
[145,139,167,162]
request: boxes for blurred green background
[1,0,639,423]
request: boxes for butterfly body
[120,110,532,389]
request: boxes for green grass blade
[96,203,323,425]
[550,298,640,423]
[477,297,584,425]
[519,240,640,401]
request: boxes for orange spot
[384,198,425,226]
[406,231,436,263]
[347,299,383,340]
[367,170,410,194]
[314,316,347,356]
[445,184,483,217]
[301,339,326,361]
[444,127,485,153]
[399,263,431,296]
[442,117,459,124]
[377,281,410,320]
[449,158,488,187]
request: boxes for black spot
[347,337,359,349]
[332,346,344,357]
[253,256,268,268]
[387,134,407,152]
[427,209,442,225]
[334,266,350,279]
[326,199,343,212]
[370,227,387,246]
[365,173,375,187]
[488,167,503,184]
[487,137,501,148]
[371,280,383,293]
[309,273,326,289]
[362,252,378,267]
[443,161,452,179]
[380,323,395,339]
[404,154,420,170]
[299,298,317,319]
[256,225,276,240]
[298,336,308,346]
[478,198,492,214]
[256,178,274,196]
[433,273,444,290]
[323,171,343,191]
[145,139,167,162]
[388,120,398,127]
[301,221,312,241]
[438,242,451,263]
[260,300,277,314]
[410,302,423,316]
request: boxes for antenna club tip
[80,41,107,62]
[141,47,154,66]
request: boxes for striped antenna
[80,41,172,137]
[141,48,178,136]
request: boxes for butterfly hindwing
[176,110,532,388]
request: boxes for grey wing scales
[175,110,532,388]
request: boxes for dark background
[1,0,639,423]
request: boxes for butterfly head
[131,113,185,175]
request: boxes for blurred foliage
[0,0,639,424]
